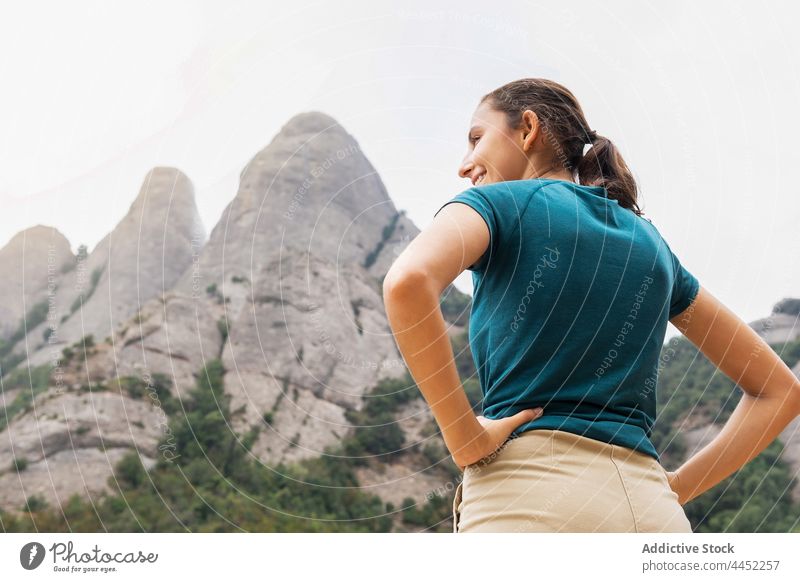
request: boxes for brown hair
[481,78,643,216]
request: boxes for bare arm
[383,202,488,465]
[668,285,800,505]
[382,202,541,468]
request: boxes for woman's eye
[470,135,480,144]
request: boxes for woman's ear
[520,109,540,152]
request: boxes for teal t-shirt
[434,178,700,461]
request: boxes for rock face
[0,389,164,511]
[0,226,73,341]
[82,112,420,467]
[749,310,800,345]
[21,167,205,369]
[0,111,457,515]
[0,167,206,512]
[167,111,415,463]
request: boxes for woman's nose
[458,159,474,179]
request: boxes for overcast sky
[1,0,798,333]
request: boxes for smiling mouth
[473,173,486,186]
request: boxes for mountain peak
[127,167,195,217]
[135,166,191,195]
[3,224,71,252]
[279,111,344,137]
[773,297,800,317]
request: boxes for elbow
[382,268,431,303]
[766,380,800,421]
[789,382,800,418]
[781,376,800,418]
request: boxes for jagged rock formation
[0,225,73,411]
[0,167,206,511]
[0,225,74,341]
[0,112,461,514]
[16,167,204,370]
[0,389,164,511]
[749,299,800,344]
[164,111,416,463]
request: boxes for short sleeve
[667,245,700,319]
[433,186,521,273]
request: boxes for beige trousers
[453,428,692,533]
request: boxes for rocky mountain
[18,166,204,369]
[0,225,73,342]
[0,166,206,511]
[0,111,466,516]
[0,225,73,403]
[103,111,426,464]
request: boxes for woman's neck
[523,165,575,183]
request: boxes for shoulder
[638,218,695,279]
[632,212,667,245]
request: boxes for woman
[382,78,800,533]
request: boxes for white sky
[1,0,799,333]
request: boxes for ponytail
[577,133,642,216]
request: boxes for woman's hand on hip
[451,408,544,471]
[665,470,686,505]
